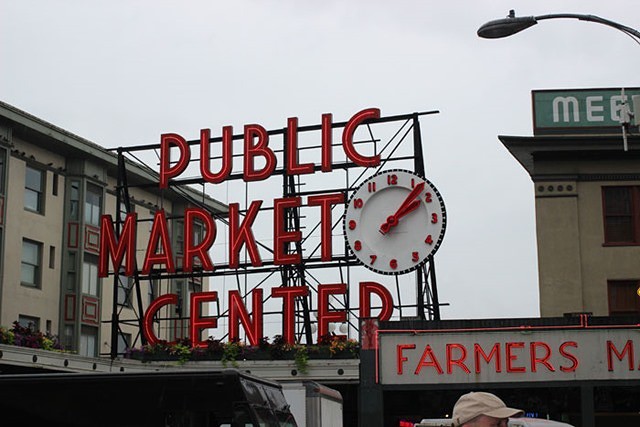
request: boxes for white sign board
[378,328,640,385]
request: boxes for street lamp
[477,9,640,45]
[478,10,640,151]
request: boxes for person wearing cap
[452,391,524,427]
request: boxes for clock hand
[380,182,425,234]
[379,200,421,234]
[380,200,420,234]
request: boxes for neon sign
[99,108,420,346]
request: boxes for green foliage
[171,343,192,365]
[221,340,242,368]
[0,326,15,345]
[126,334,360,365]
[294,345,309,374]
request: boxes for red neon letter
[446,343,470,374]
[200,127,233,183]
[160,133,190,189]
[559,341,579,373]
[271,286,309,343]
[607,340,635,371]
[229,289,264,346]
[229,201,263,268]
[183,208,216,273]
[286,117,314,175]
[273,197,302,265]
[142,210,175,274]
[308,193,345,261]
[530,341,555,372]
[143,293,178,346]
[397,344,416,375]
[359,281,393,321]
[414,345,444,375]
[244,124,276,182]
[317,284,347,341]
[342,108,381,167]
[190,292,218,348]
[505,342,526,373]
[321,113,333,172]
[98,213,136,277]
[474,343,502,374]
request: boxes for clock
[343,169,446,275]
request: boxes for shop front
[359,316,640,427]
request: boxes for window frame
[69,180,80,221]
[79,325,98,357]
[84,183,103,226]
[602,186,640,245]
[0,148,7,195]
[82,253,100,296]
[148,278,158,305]
[18,314,40,331]
[117,332,131,354]
[24,165,45,214]
[116,271,133,308]
[607,280,640,316]
[175,220,184,255]
[21,238,42,288]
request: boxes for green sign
[532,88,640,135]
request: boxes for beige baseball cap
[452,392,523,426]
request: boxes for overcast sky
[2,1,640,321]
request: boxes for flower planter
[123,336,360,363]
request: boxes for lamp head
[478,10,538,39]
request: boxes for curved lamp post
[477,9,640,44]
[478,10,640,151]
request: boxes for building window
[63,325,75,350]
[608,280,640,315]
[66,272,76,292]
[148,278,160,324]
[49,246,55,269]
[52,173,59,196]
[175,220,184,255]
[118,198,134,222]
[192,221,204,246]
[24,166,44,213]
[148,278,159,306]
[171,280,186,341]
[117,272,133,307]
[0,149,6,195]
[21,239,42,287]
[18,315,40,331]
[80,325,98,357]
[175,219,204,260]
[173,280,185,316]
[70,180,80,220]
[66,251,77,292]
[117,332,131,354]
[187,281,203,317]
[85,183,102,226]
[82,254,99,296]
[603,186,640,244]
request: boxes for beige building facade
[501,88,640,317]
[0,101,224,357]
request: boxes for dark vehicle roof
[0,369,290,426]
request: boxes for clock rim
[343,168,447,275]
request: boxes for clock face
[343,169,446,275]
